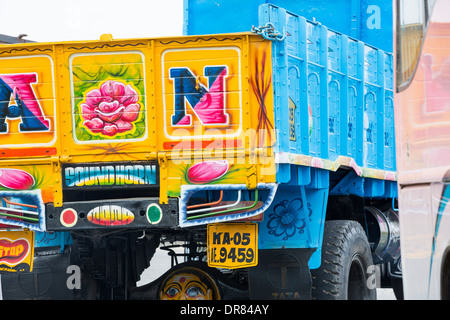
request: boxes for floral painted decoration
[186,160,230,184]
[267,198,311,240]
[0,168,35,190]
[80,80,141,137]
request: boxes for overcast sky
[0,0,184,42]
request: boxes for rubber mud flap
[248,248,315,300]
[1,249,73,300]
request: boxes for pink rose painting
[80,80,141,137]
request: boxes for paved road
[137,248,397,300]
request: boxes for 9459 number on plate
[207,223,258,269]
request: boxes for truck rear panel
[0,34,277,232]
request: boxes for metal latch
[251,22,286,41]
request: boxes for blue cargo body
[183,0,393,52]
[184,1,396,173]
[184,1,397,269]
[261,5,396,171]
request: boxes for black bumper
[45,197,178,232]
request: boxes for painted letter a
[0,73,50,133]
[366,5,381,30]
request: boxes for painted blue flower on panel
[267,198,311,240]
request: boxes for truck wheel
[311,220,376,300]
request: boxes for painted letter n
[169,66,229,127]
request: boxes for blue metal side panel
[183,0,395,174]
[328,30,347,162]
[285,12,307,156]
[354,40,366,167]
[347,39,363,164]
[260,4,395,176]
[384,53,395,171]
[258,170,329,268]
[35,232,72,250]
[363,45,380,169]
[258,4,288,157]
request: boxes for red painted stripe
[0,147,57,158]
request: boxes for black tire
[311,220,376,300]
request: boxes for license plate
[207,223,258,269]
[0,230,35,273]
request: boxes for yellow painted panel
[0,55,56,148]
[161,46,243,140]
[0,34,276,209]
[69,51,147,144]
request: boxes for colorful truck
[0,1,401,300]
